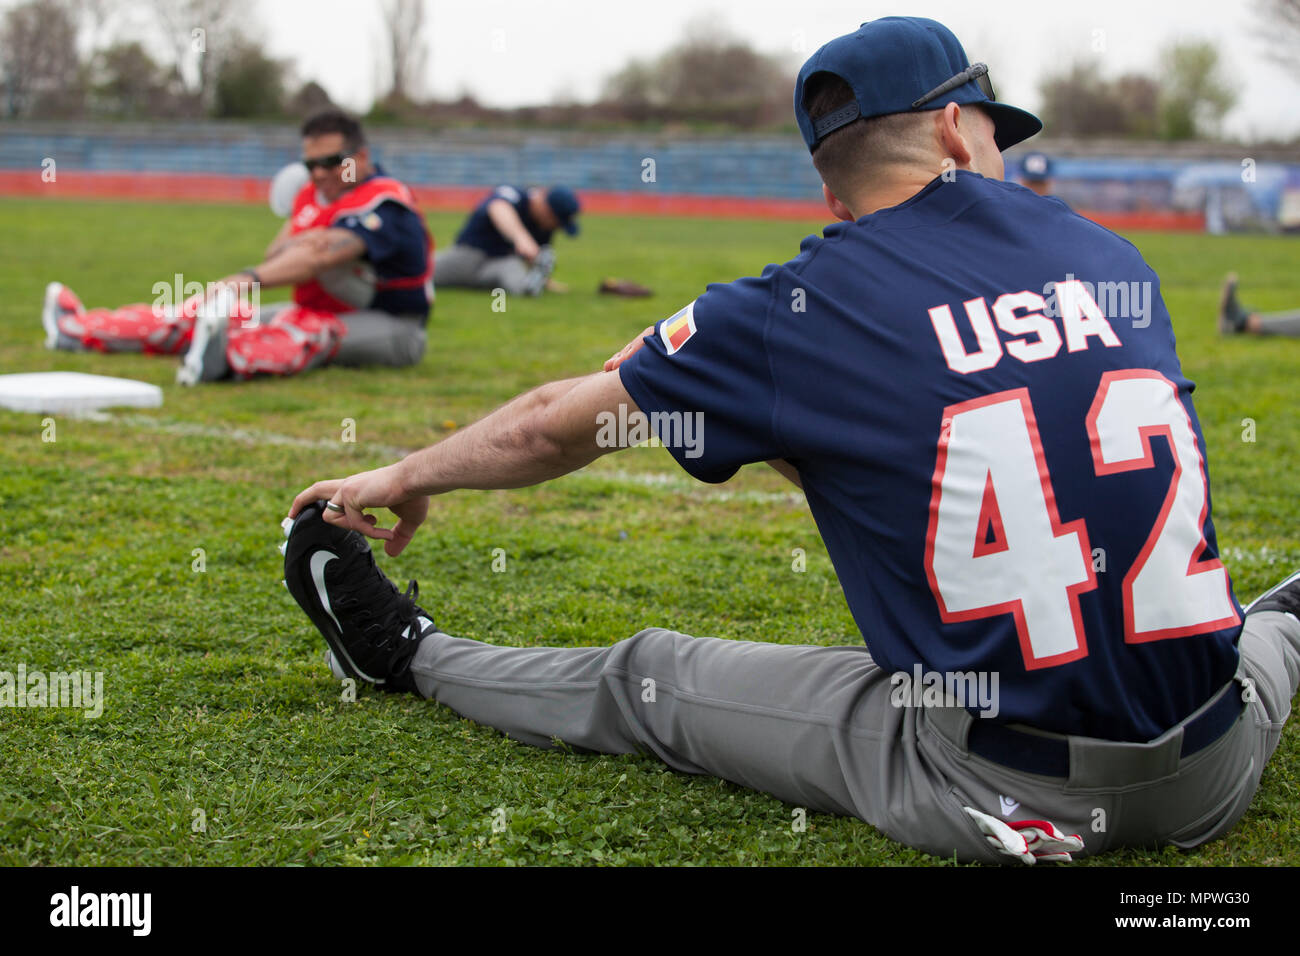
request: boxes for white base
[0,372,163,414]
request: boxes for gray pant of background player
[260,303,426,369]
[434,244,534,296]
[407,605,1299,862]
[1253,308,1300,336]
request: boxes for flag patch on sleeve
[660,302,697,355]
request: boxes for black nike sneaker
[1243,569,1300,618]
[1218,273,1250,335]
[281,500,435,693]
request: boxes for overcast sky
[63,0,1300,140]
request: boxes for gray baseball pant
[434,244,532,296]
[259,303,427,368]
[1253,309,1300,337]
[408,606,1299,862]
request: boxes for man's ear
[823,183,855,222]
[937,102,974,170]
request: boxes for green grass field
[1,198,1297,866]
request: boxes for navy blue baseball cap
[546,186,581,236]
[1020,151,1053,181]
[794,17,1042,153]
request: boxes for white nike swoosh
[310,550,343,636]
[312,550,373,678]
[999,796,1020,816]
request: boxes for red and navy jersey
[618,170,1241,742]
[289,168,433,318]
[454,185,555,257]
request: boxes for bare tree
[288,79,335,118]
[68,0,121,52]
[1038,63,1128,138]
[0,0,84,118]
[380,0,428,102]
[148,0,250,113]
[1038,63,1161,138]
[600,19,792,127]
[1253,0,1300,67]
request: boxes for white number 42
[925,370,1239,670]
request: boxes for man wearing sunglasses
[281,17,1300,863]
[42,109,434,384]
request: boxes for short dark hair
[300,109,366,153]
[803,72,933,198]
[803,71,862,150]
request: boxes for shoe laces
[330,544,428,675]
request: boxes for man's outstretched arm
[263,218,295,260]
[486,198,541,262]
[207,228,367,296]
[244,229,367,288]
[289,370,637,555]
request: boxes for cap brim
[562,221,579,236]
[981,102,1043,151]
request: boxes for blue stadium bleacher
[3,125,1297,228]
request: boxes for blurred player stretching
[42,110,434,385]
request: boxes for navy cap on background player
[547,186,581,236]
[1020,151,1054,181]
[793,16,1042,152]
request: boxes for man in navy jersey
[435,185,580,296]
[280,18,1300,862]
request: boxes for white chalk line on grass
[112,412,412,459]
[110,413,809,507]
[585,469,806,506]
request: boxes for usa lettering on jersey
[928,279,1121,374]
